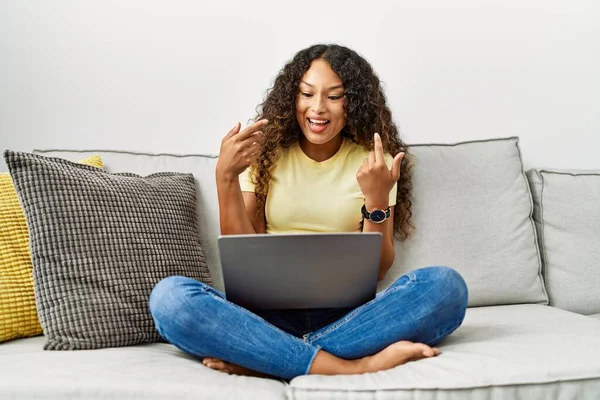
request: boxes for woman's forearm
[362,218,395,281]
[216,175,256,235]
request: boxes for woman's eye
[328,95,342,100]
[301,92,313,98]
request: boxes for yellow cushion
[0,155,103,343]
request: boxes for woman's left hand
[356,132,405,209]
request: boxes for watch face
[370,209,387,223]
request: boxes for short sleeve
[238,166,256,192]
[384,153,398,207]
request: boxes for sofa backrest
[528,169,600,315]
[35,138,549,308]
[381,138,547,307]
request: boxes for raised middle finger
[374,132,385,164]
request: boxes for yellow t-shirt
[239,137,397,234]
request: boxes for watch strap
[361,204,391,222]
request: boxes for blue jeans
[149,266,468,380]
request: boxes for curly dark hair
[251,44,414,240]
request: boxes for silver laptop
[218,232,382,309]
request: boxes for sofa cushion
[527,169,600,315]
[0,156,103,344]
[380,137,547,307]
[591,314,600,320]
[4,151,210,350]
[4,305,598,400]
[0,336,287,400]
[34,149,226,292]
[288,304,600,400]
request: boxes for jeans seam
[306,272,416,343]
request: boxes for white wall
[1,0,599,171]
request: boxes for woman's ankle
[307,350,365,375]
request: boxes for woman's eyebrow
[300,80,344,90]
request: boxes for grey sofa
[2,137,599,400]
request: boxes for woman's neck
[298,134,344,162]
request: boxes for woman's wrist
[364,196,390,211]
[215,168,239,186]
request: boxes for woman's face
[295,59,346,146]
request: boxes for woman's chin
[300,131,337,146]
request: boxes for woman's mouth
[307,118,330,133]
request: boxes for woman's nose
[311,96,327,113]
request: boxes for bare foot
[203,340,440,377]
[202,357,270,378]
[360,340,441,373]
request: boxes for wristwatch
[361,204,391,224]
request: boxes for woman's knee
[149,276,206,321]
[417,266,469,308]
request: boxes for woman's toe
[415,343,435,357]
[203,357,229,370]
[212,360,229,370]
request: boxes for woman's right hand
[216,119,268,182]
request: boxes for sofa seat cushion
[288,304,600,400]
[0,336,286,400]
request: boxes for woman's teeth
[309,119,329,125]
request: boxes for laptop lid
[218,232,382,309]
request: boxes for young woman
[150,44,468,380]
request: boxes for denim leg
[304,266,468,360]
[149,276,320,380]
